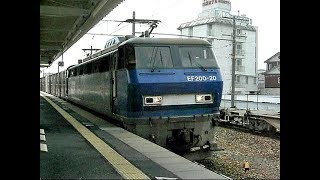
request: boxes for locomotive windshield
[134,46,174,69]
[126,45,218,69]
[178,46,218,68]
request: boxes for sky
[41,0,280,75]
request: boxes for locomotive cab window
[178,46,218,68]
[84,62,92,74]
[127,45,135,69]
[117,46,125,69]
[69,69,74,77]
[92,62,99,73]
[134,46,173,69]
[78,66,83,75]
[118,45,136,69]
[98,56,110,73]
[73,68,78,76]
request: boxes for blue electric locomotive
[64,36,223,160]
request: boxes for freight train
[40,36,223,160]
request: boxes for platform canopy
[40,0,125,68]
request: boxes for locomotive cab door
[111,51,118,114]
[65,70,69,98]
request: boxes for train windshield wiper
[188,52,207,71]
[151,47,160,72]
[187,52,193,66]
[194,60,207,71]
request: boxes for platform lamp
[57,49,64,74]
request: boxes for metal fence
[220,94,280,112]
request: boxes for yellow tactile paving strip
[40,93,150,179]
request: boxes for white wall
[211,23,233,94]
[180,21,257,94]
[261,88,280,95]
[193,25,207,37]
[242,30,257,76]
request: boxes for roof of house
[264,52,280,63]
[177,16,256,31]
[264,65,280,75]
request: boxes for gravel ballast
[198,126,280,179]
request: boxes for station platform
[40,91,229,179]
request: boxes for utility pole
[120,13,160,37]
[132,11,135,36]
[222,15,248,108]
[231,15,236,108]
[82,46,100,56]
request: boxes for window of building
[215,10,221,17]
[253,77,256,84]
[278,77,280,84]
[207,24,212,36]
[245,76,248,84]
[236,59,242,66]
[236,75,240,83]
[188,27,193,37]
[236,43,242,50]
[236,29,242,35]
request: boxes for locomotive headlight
[144,96,163,106]
[195,94,213,103]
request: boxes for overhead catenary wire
[89,23,131,36]
[86,31,233,42]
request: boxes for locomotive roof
[69,37,212,70]
[121,37,211,46]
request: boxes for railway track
[215,120,280,140]
[216,108,280,139]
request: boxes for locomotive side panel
[67,53,114,116]
[59,71,66,99]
